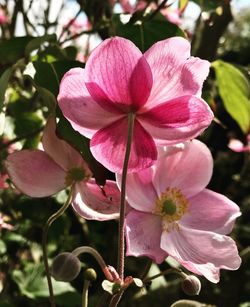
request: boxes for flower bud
[84,268,97,282]
[51,252,81,282]
[181,275,201,296]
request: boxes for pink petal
[85,37,152,110]
[180,189,241,235]
[71,179,121,221]
[144,37,210,108]
[160,224,241,283]
[125,210,167,263]
[139,95,213,145]
[153,140,213,198]
[228,139,248,153]
[90,118,157,173]
[42,117,88,171]
[6,150,66,197]
[58,68,123,138]
[116,167,158,212]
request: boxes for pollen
[154,187,188,225]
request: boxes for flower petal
[71,179,121,221]
[160,224,241,283]
[58,68,123,138]
[116,167,158,212]
[125,210,167,263]
[85,37,152,110]
[153,140,213,198]
[6,150,66,197]
[180,189,241,234]
[144,37,210,108]
[42,117,88,171]
[139,95,213,145]
[90,118,157,173]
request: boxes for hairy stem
[117,113,135,281]
[42,187,73,307]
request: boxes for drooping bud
[51,252,81,282]
[181,275,201,296]
[84,268,97,282]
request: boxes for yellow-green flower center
[154,188,188,225]
[65,167,87,186]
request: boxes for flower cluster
[6,36,241,284]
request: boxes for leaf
[0,67,12,111]
[191,0,223,11]
[12,263,78,299]
[36,86,57,111]
[213,60,250,133]
[25,34,57,58]
[0,37,33,65]
[112,12,185,51]
[178,0,189,13]
[33,61,59,95]
[51,60,84,82]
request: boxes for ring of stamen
[154,187,188,225]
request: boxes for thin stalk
[82,280,90,307]
[117,112,135,281]
[143,268,185,284]
[42,187,73,307]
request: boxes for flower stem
[82,279,90,307]
[143,268,185,284]
[42,187,73,307]
[117,112,135,282]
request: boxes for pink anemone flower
[5,117,121,221]
[117,140,241,283]
[58,36,213,173]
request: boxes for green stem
[42,187,73,307]
[82,280,90,307]
[117,113,135,281]
[143,268,185,284]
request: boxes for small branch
[42,187,73,307]
[59,28,98,45]
[148,0,169,20]
[0,126,44,151]
[58,8,82,42]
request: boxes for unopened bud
[51,252,81,282]
[181,275,201,296]
[84,268,97,282]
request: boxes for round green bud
[181,275,201,296]
[51,252,81,282]
[84,268,97,282]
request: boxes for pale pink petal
[6,150,66,197]
[139,95,213,144]
[153,140,213,198]
[71,179,121,221]
[125,210,167,263]
[58,68,123,138]
[160,224,241,283]
[90,118,157,173]
[85,37,152,110]
[180,189,241,235]
[144,37,210,108]
[42,117,87,171]
[228,139,246,153]
[116,167,158,212]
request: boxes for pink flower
[0,8,8,25]
[0,213,13,231]
[228,134,250,153]
[161,7,182,26]
[58,36,213,173]
[5,117,121,221]
[117,140,241,282]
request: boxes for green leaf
[178,0,189,12]
[191,0,223,11]
[12,263,78,299]
[51,60,84,82]
[213,60,250,133]
[0,67,12,111]
[0,37,33,65]
[33,61,59,95]
[25,34,57,58]
[112,12,185,51]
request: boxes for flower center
[65,167,87,186]
[154,187,188,224]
